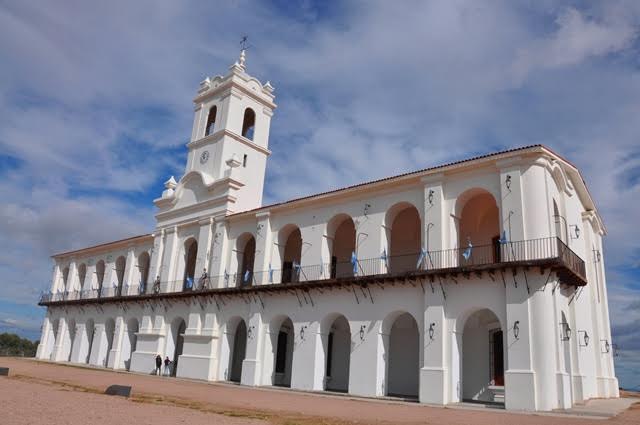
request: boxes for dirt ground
[1,358,638,425]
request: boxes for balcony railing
[39,237,586,304]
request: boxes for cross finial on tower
[237,35,249,69]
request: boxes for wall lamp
[570,225,580,239]
[359,325,366,341]
[601,339,611,354]
[300,325,307,341]
[593,249,602,263]
[247,325,255,339]
[560,322,571,341]
[428,323,436,341]
[505,175,512,190]
[428,190,434,206]
[578,330,589,347]
[513,320,520,340]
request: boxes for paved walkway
[1,358,638,425]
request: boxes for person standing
[155,354,162,375]
[164,356,171,376]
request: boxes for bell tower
[154,48,276,226]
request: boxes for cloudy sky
[1,1,639,389]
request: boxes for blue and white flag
[462,240,473,261]
[268,263,274,283]
[381,249,388,268]
[293,261,301,271]
[224,269,229,282]
[499,230,509,244]
[243,269,251,283]
[139,281,145,294]
[351,251,358,275]
[416,248,427,269]
[185,276,193,289]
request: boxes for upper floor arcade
[41,145,604,306]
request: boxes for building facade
[37,51,618,411]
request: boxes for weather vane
[240,35,250,50]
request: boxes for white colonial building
[37,51,618,411]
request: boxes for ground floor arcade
[37,269,619,412]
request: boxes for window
[241,108,256,140]
[205,106,217,136]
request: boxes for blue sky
[0,1,639,389]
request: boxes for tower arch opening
[241,108,256,140]
[205,105,217,136]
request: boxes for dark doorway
[491,330,504,386]
[282,261,293,284]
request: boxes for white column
[107,317,125,369]
[348,320,382,397]
[254,212,272,285]
[209,217,230,287]
[498,159,537,411]
[195,217,214,283]
[51,317,68,362]
[69,323,86,363]
[123,247,136,295]
[36,316,52,359]
[50,264,62,294]
[420,290,448,404]
[67,260,80,293]
[240,311,264,386]
[148,229,165,292]
[161,226,179,291]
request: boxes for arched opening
[77,263,87,291]
[205,105,217,136]
[104,318,116,367]
[323,314,351,392]
[241,108,256,140]
[183,239,198,291]
[272,317,294,387]
[66,319,76,362]
[229,320,247,382]
[165,317,186,377]
[460,309,504,404]
[96,260,105,296]
[385,203,422,274]
[385,313,420,398]
[84,319,95,364]
[62,266,70,292]
[115,256,126,296]
[137,252,150,292]
[236,234,256,287]
[327,214,356,279]
[122,318,139,371]
[458,190,500,265]
[279,225,302,283]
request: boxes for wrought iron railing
[39,237,586,303]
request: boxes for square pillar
[194,218,214,283]
[107,317,125,369]
[253,212,272,285]
[160,226,179,291]
[209,217,230,287]
[420,288,448,405]
[348,320,383,398]
[130,315,167,374]
[241,312,263,386]
[148,229,165,292]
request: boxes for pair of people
[154,354,173,376]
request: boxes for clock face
[200,150,210,164]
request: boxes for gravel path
[1,358,638,425]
